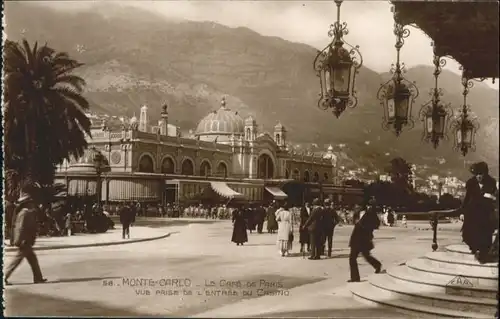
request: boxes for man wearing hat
[4,187,47,286]
[302,198,324,260]
[462,161,498,263]
[322,199,341,257]
[348,201,383,282]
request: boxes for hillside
[4,2,499,179]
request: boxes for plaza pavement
[3,220,462,317]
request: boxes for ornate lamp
[313,0,363,118]
[419,46,453,148]
[378,8,419,136]
[450,72,480,156]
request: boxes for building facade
[55,98,363,205]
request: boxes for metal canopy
[392,0,499,79]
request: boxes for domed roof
[245,116,256,125]
[68,148,108,173]
[195,97,244,136]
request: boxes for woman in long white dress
[276,203,294,257]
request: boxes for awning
[210,182,244,199]
[265,187,288,199]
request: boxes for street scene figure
[348,200,383,282]
[322,199,340,257]
[302,198,324,260]
[119,203,133,239]
[266,202,278,234]
[461,162,498,263]
[5,187,47,286]
[276,202,294,256]
[231,206,248,246]
[299,202,311,253]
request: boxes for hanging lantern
[378,12,418,136]
[419,51,452,148]
[313,0,363,118]
[449,72,480,156]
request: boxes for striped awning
[68,180,97,196]
[265,187,287,199]
[107,179,160,201]
[210,182,244,199]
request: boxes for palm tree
[4,39,92,201]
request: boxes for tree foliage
[386,157,413,193]
[4,39,91,201]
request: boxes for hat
[368,198,376,206]
[312,198,321,205]
[16,191,34,205]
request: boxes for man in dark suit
[323,199,341,257]
[5,186,47,286]
[120,203,133,239]
[299,202,311,253]
[302,198,324,260]
[348,200,383,282]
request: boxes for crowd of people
[229,197,384,282]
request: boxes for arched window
[257,154,274,179]
[181,159,194,175]
[138,155,154,173]
[303,171,311,182]
[285,169,290,179]
[313,172,320,182]
[246,128,251,139]
[324,173,329,181]
[292,169,300,180]
[217,162,228,178]
[275,134,281,145]
[161,157,175,174]
[200,161,212,177]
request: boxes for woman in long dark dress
[266,204,278,234]
[299,202,311,253]
[231,207,248,246]
[461,162,497,263]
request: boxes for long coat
[231,209,248,244]
[276,209,294,241]
[461,175,497,252]
[266,207,278,231]
[13,202,39,247]
[349,208,380,252]
[303,205,323,233]
[299,206,311,244]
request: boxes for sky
[40,0,498,89]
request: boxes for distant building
[56,98,363,205]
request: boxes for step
[368,273,497,315]
[426,251,498,269]
[350,281,491,318]
[445,244,499,262]
[407,258,498,286]
[387,265,497,299]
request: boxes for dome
[195,97,244,136]
[68,148,106,173]
[141,105,148,111]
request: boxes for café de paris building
[55,97,362,206]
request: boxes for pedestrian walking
[65,212,72,236]
[348,200,383,282]
[302,198,324,260]
[256,206,266,233]
[276,203,295,257]
[4,188,47,286]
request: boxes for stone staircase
[350,244,498,318]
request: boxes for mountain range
[5,2,499,179]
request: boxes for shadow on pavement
[7,276,122,286]
[4,289,148,317]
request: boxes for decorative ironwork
[313,0,363,118]
[450,70,480,156]
[378,7,419,136]
[419,46,453,148]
